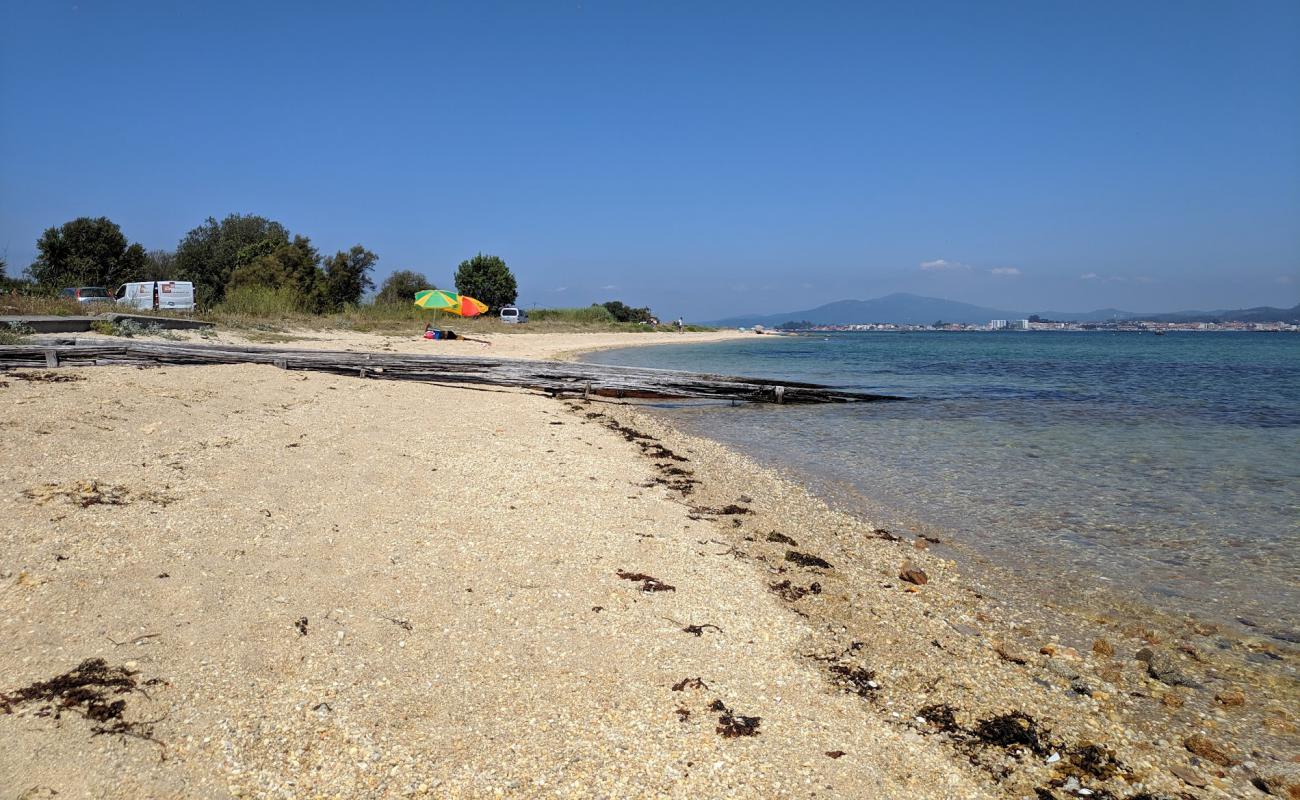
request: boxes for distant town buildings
[775,319,1298,333]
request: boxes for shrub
[0,322,33,345]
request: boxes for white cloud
[1080,273,1099,280]
[920,258,971,272]
[554,286,567,292]
[1277,275,1295,285]
[990,267,1021,277]
[601,284,617,290]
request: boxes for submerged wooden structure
[0,341,898,404]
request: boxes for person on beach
[423,323,459,340]
[423,322,490,345]
[675,317,684,332]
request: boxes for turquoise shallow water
[585,332,1300,639]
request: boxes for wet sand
[1,331,1296,799]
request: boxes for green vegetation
[601,300,654,324]
[376,270,434,305]
[2,213,706,338]
[27,217,148,289]
[454,253,517,311]
[0,322,33,345]
[530,305,615,324]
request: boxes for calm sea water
[585,332,1300,638]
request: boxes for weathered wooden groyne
[0,341,899,404]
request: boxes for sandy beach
[67,326,763,362]
[2,331,1295,799]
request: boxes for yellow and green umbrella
[413,289,489,317]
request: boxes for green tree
[601,300,654,323]
[454,253,517,311]
[376,270,433,305]
[174,214,290,305]
[319,245,377,311]
[143,249,177,281]
[226,235,323,301]
[26,217,149,289]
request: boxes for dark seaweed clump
[766,531,798,545]
[973,711,1051,755]
[709,699,761,737]
[829,664,879,697]
[1069,743,1122,780]
[616,569,676,592]
[769,579,821,601]
[917,703,960,732]
[785,550,833,569]
[0,658,162,746]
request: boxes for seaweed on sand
[785,551,833,569]
[766,531,798,545]
[10,371,84,383]
[769,579,821,601]
[972,711,1053,755]
[829,664,880,697]
[917,703,961,733]
[671,677,709,691]
[616,569,676,593]
[709,699,761,738]
[0,658,164,750]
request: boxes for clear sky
[2,1,1297,319]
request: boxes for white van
[115,281,196,312]
[499,305,528,324]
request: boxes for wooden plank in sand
[0,341,901,404]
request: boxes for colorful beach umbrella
[413,289,489,317]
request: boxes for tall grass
[529,305,616,324]
[214,285,302,317]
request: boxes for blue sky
[2,0,1297,319]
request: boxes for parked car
[59,286,114,304]
[499,305,528,324]
[114,281,196,311]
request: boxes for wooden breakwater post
[0,341,903,405]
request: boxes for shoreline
[59,326,764,363]
[1,332,1295,798]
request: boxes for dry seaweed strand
[0,658,166,755]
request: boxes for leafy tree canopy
[27,217,148,289]
[226,235,323,309]
[454,253,517,311]
[174,214,290,304]
[320,245,377,312]
[601,300,654,324]
[376,270,434,305]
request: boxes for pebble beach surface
[1,331,1295,799]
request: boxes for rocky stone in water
[1214,688,1246,708]
[1045,659,1081,680]
[1143,650,1199,687]
[1169,764,1207,788]
[1184,734,1237,767]
[1253,763,1300,799]
[994,642,1030,665]
[898,565,928,585]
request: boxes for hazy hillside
[709,293,1300,327]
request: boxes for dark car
[59,286,114,304]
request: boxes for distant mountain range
[706,293,1300,327]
